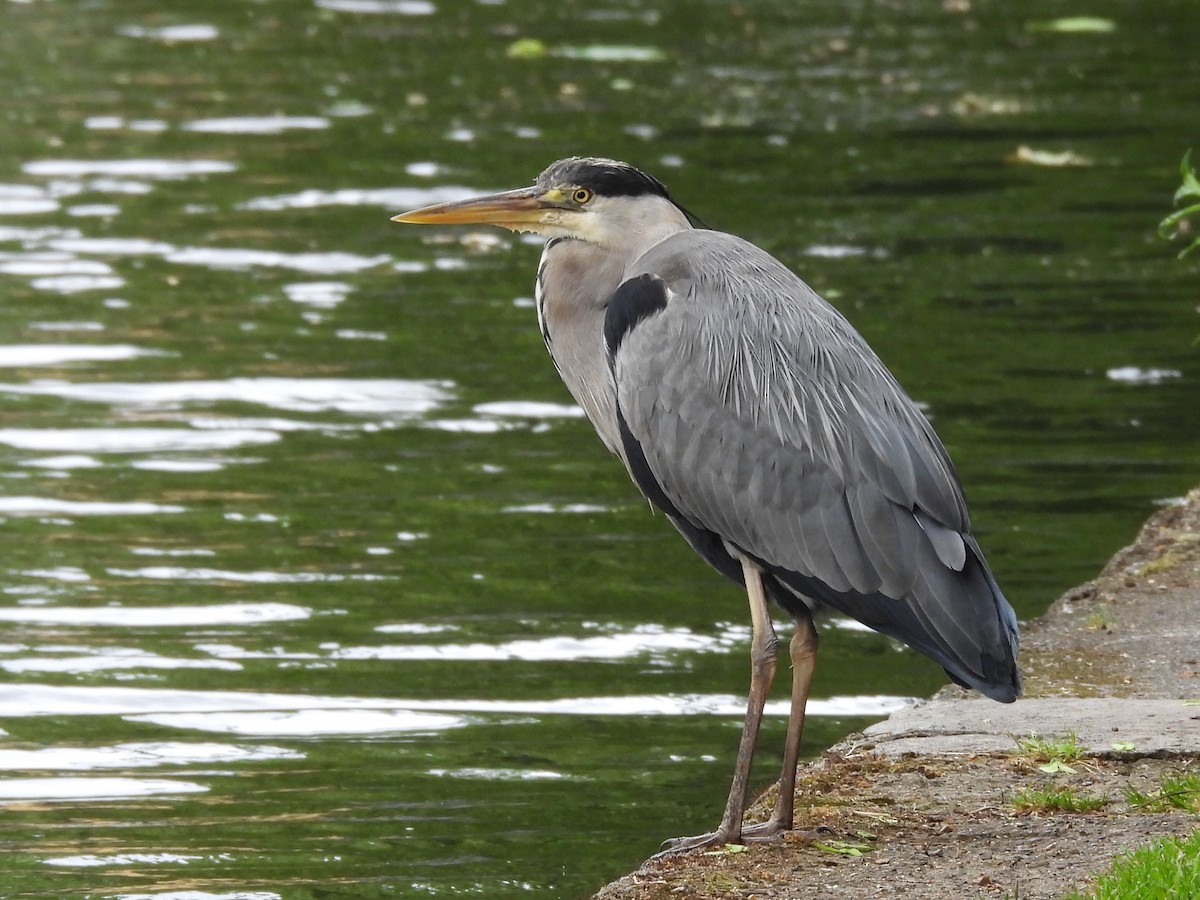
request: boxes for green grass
[1064,828,1200,899]
[1013,731,1087,772]
[1125,772,1200,815]
[1009,785,1108,814]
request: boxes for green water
[0,0,1197,897]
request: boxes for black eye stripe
[539,157,672,200]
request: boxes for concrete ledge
[863,697,1200,757]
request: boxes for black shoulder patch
[604,273,669,363]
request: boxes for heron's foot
[656,818,800,857]
[738,816,790,841]
[654,827,742,857]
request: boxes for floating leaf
[1008,145,1094,168]
[1026,17,1116,33]
[506,38,548,60]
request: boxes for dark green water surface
[0,0,1197,896]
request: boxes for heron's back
[609,229,1020,701]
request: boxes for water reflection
[0,603,310,626]
[0,778,208,802]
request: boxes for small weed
[1012,731,1086,773]
[1124,771,1200,814]
[1009,785,1107,814]
[1063,828,1200,898]
[1085,609,1115,631]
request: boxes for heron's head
[391,157,693,250]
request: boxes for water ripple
[0,777,207,802]
[0,602,310,626]
[0,377,452,417]
[315,0,436,14]
[0,427,281,453]
[23,159,235,179]
[0,497,184,516]
[184,116,331,134]
[165,246,388,273]
[0,344,163,367]
[0,741,301,771]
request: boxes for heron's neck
[535,239,629,456]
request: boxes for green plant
[1125,771,1200,814]
[1158,150,1200,258]
[1014,731,1087,773]
[1063,828,1200,898]
[1009,785,1107,813]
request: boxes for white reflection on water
[139,709,468,736]
[0,497,184,516]
[107,567,391,584]
[23,159,235,178]
[28,320,106,332]
[166,246,388,273]
[47,851,206,868]
[30,275,127,293]
[239,185,479,211]
[283,281,352,308]
[184,116,330,134]
[0,427,280,453]
[316,0,436,13]
[472,400,585,419]
[45,236,176,255]
[0,376,452,416]
[0,683,911,739]
[0,777,207,802]
[332,627,735,662]
[117,24,220,41]
[130,459,226,473]
[20,454,102,469]
[20,566,90,582]
[2,650,243,674]
[502,503,610,514]
[0,254,115,276]
[403,694,913,719]
[0,741,299,771]
[428,767,569,781]
[0,602,310,626]
[0,185,59,215]
[0,344,161,366]
[1106,365,1182,384]
[66,204,122,218]
[115,892,281,900]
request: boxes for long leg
[742,608,818,838]
[658,558,778,854]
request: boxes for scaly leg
[658,559,778,855]
[742,608,818,839]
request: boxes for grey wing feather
[608,230,1019,699]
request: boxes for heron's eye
[572,187,593,205]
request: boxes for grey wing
[606,232,1020,700]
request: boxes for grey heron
[392,157,1021,853]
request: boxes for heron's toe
[653,828,741,857]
